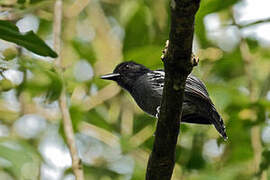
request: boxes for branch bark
[146,0,200,179]
[53,0,84,179]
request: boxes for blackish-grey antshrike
[101,61,227,140]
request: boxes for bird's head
[101,61,150,91]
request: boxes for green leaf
[18,57,62,101]
[2,47,18,61]
[45,70,63,102]
[17,0,26,4]
[123,6,152,52]
[72,38,96,64]
[0,20,57,58]
[0,138,41,179]
[0,79,15,92]
[211,48,244,80]
[124,45,163,69]
[186,133,206,170]
[257,150,270,177]
[195,0,240,48]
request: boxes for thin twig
[53,0,84,179]
[86,0,122,75]
[64,0,90,18]
[230,17,270,29]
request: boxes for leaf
[257,150,270,177]
[80,164,120,179]
[0,20,57,58]
[17,57,62,101]
[72,38,96,64]
[0,79,15,92]
[123,6,152,52]
[186,133,206,170]
[17,0,26,3]
[225,106,254,163]
[2,47,18,61]
[45,70,63,102]
[124,45,163,69]
[195,0,240,48]
[0,138,41,179]
[211,48,245,80]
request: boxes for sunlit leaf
[2,47,18,61]
[18,57,62,101]
[0,20,57,58]
[0,138,41,180]
[124,45,163,69]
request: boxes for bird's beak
[100,73,121,81]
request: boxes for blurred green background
[0,0,270,179]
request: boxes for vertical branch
[53,0,84,179]
[146,0,201,179]
[231,9,266,178]
[240,39,266,180]
[53,0,62,68]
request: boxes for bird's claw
[161,40,199,67]
[191,53,199,66]
[155,106,161,118]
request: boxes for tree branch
[240,39,266,180]
[53,0,84,179]
[233,17,270,29]
[146,0,200,179]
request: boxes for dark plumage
[101,61,227,140]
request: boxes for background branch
[230,10,267,179]
[53,0,84,179]
[146,0,201,179]
[236,17,270,29]
[240,39,267,180]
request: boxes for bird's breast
[131,78,162,116]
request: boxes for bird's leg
[161,40,199,66]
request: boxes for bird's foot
[191,53,199,66]
[161,40,199,67]
[155,106,161,118]
[161,40,169,61]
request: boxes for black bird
[101,61,227,140]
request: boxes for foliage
[0,0,269,179]
[0,20,57,58]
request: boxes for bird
[101,61,227,140]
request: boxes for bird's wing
[185,74,212,103]
[147,70,165,94]
[147,70,211,102]
[186,75,227,140]
[147,70,227,139]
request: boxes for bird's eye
[125,65,130,69]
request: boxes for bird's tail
[210,107,228,140]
